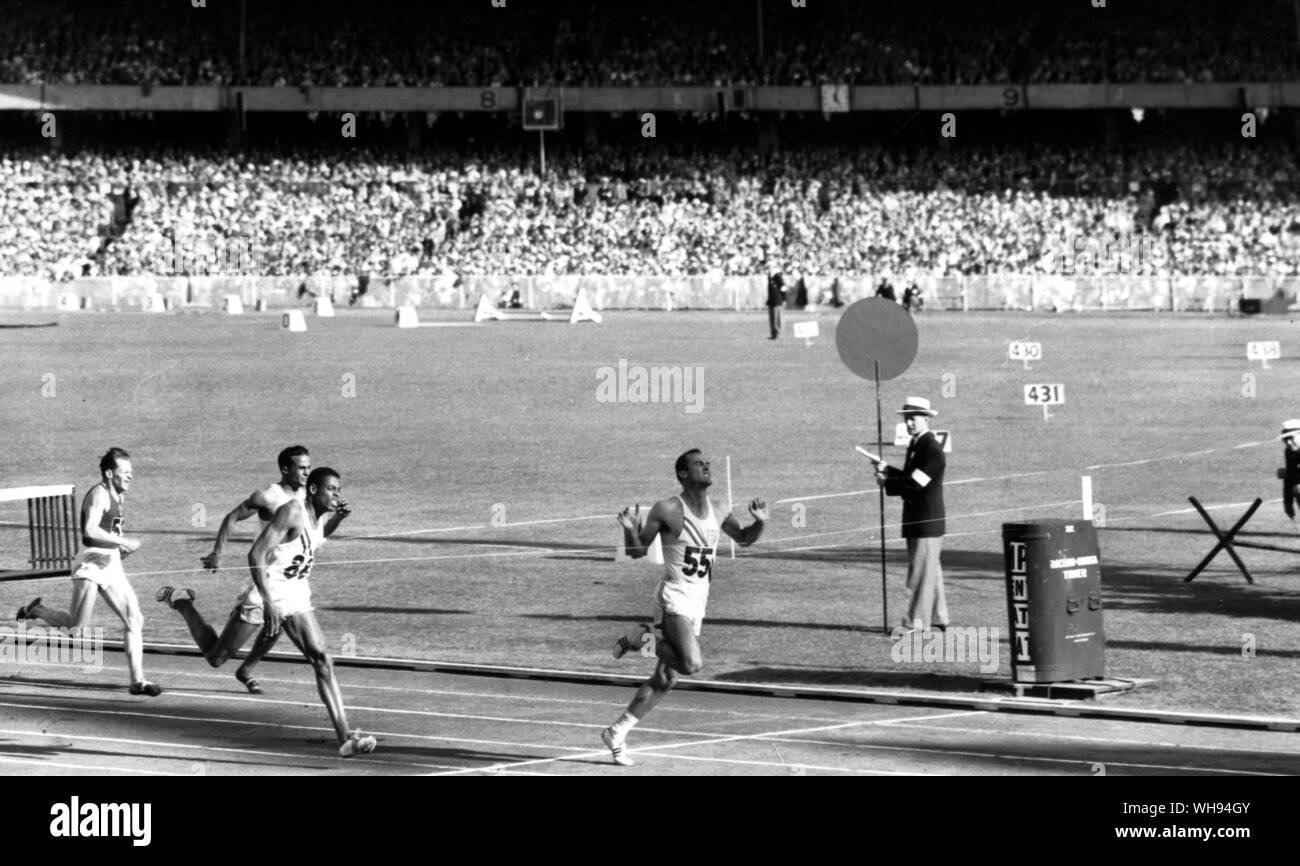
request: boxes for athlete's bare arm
[248,500,305,637]
[82,485,140,556]
[616,498,683,558]
[721,497,769,546]
[322,494,350,538]
[203,484,282,571]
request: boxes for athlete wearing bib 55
[602,449,768,767]
[17,447,162,697]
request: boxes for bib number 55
[682,546,714,580]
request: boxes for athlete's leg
[94,580,148,686]
[204,612,263,667]
[280,611,351,744]
[629,614,700,717]
[24,579,97,629]
[167,595,220,657]
[234,627,280,684]
[601,614,701,766]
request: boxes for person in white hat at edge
[875,397,949,632]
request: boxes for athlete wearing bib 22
[158,445,313,695]
[657,494,721,636]
[256,500,326,620]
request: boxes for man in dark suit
[766,266,786,339]
[1279,420,1300,520]
[876,397,948,632]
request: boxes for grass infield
[1,306,1298,719]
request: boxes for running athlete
[247,466,375,757]
[602,449,767,766]
[17,448,162,696]
[156,446,312,693]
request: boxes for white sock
[609,710,638,739]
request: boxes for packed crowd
[3,140,1298,281]
[1,0,1295,87]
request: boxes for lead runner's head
[675,449,711,491]
[306,467,341,514]
[99,447,132,493]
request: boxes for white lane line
[0,699,586,768]
[426,710,985,776]
[76,663,870,724]
[763,735,1285,776]
[875,720,1300,758]
[0,754,186,775]
[0,724,444,771]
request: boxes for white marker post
[1247,341,1281,370]
[1082,475,1093,521]
[1009,341,1042,371]
[1024,383,1065,422]
[726,455,735,560]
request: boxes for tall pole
[875,359,888,632]
[238,0,246,77]
[756,0,765,61]
[539,130,546,176]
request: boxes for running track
[1,652,1297,776]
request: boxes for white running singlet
[656,495,721,635]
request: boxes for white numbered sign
[1024,384,1065,405]
[792,321,820,345]
[1008,341,1042,362]
[1247,341,1281,362]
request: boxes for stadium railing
[0,485,79,582]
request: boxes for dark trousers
[767,304,782,338]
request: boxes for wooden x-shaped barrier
[1184,496,1261,584]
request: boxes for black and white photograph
[0,0,1295,841]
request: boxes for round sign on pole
[836,298,919,381]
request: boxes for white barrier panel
[569,288,602,324]
[222,294,244,315]
[281,310,307,332]
[143,292,167,313]
[314,296,335,317]
[395,305,419,328]
[57,292,80,311]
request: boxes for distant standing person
[156,445,311,694]
[602,449,768,767]
[766,266,786,339]
[902,283,924,313]
[874,398,949,632]
[17,448,162,696]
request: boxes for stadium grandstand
[0,0,1298,312]
[7,0,1300,800]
